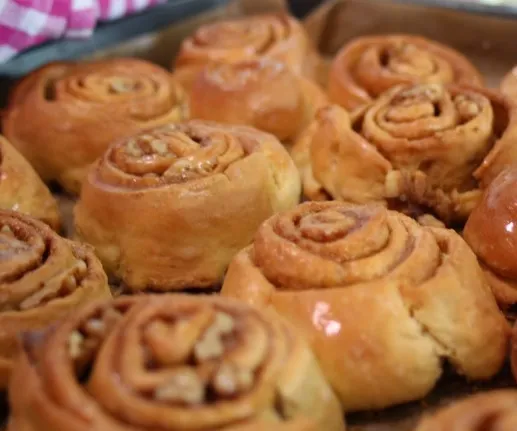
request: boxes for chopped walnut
[385,171,403,198]
[150,140,168,155]
[154,369,205,404]
[126,139,143,157]
[75,260,88,276]
[212,363,254,396]
[62,275,77,291]
[195,159,214,175]
[110,79,133,93]
[83,319,105,337]
[455,95,480,121]
[214,312,235,334]
[418,214,446,228]
[0,225,13,235]
[193,312,235,362]
[398,84,442,103]
[68,331,84,359]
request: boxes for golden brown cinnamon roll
[186,60,328,142]
[0,210,110,389]
[2,58,188,194]
[0,135,60,230]
[221,201,508,411]
[173,14,321,89]
[415,390,517,431]
[8,295,345,431]
[464,167,517,307]
[329,35,483,111]
[74,120,301,292]
[292,84,517,224]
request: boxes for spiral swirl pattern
[222,201,508,410]
[294,83,517,224]
[2,58,188,194]
[8,295,344,431]
[174,14,317,81]
[415,391,517,431]
[329,34,483,110]
[75,120,301,291]
[0,210,110,388]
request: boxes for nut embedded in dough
[0,210,110,388]
[8,295,345,431]
[292,83,517,225]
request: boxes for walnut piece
[68,331,84,359]
[385,170,403,198]
[150,140,168,155]
[0,225,12,235]
[126,139,143,157]
[109,79,133,93]
[154,369,205,404]
[83,319,106,337]
[455,95,480,121]
[212,362,254,396]
[194,312,235,362]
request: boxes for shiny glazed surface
[222,201,508,411]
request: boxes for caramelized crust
[222,201,508,411]
[74,120,301,292]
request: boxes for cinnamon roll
[74,120,301,292]
[186,60,328,142]
[8,295,345,431]
[221,201,508,411]
[0,135,60,230]
[0,210,110,389]
[292,84,517,224]
[415,391,517,431]
[464,167,517,307]
[2,58,188,194]
[173,14,321,89]
[329,35,483,111]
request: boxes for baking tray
[0,0,230,78]
[391,0,517,18]
[3,0,517,429]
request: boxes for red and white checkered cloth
[0,0,164,62]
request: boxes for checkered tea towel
[0,0,164,62]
